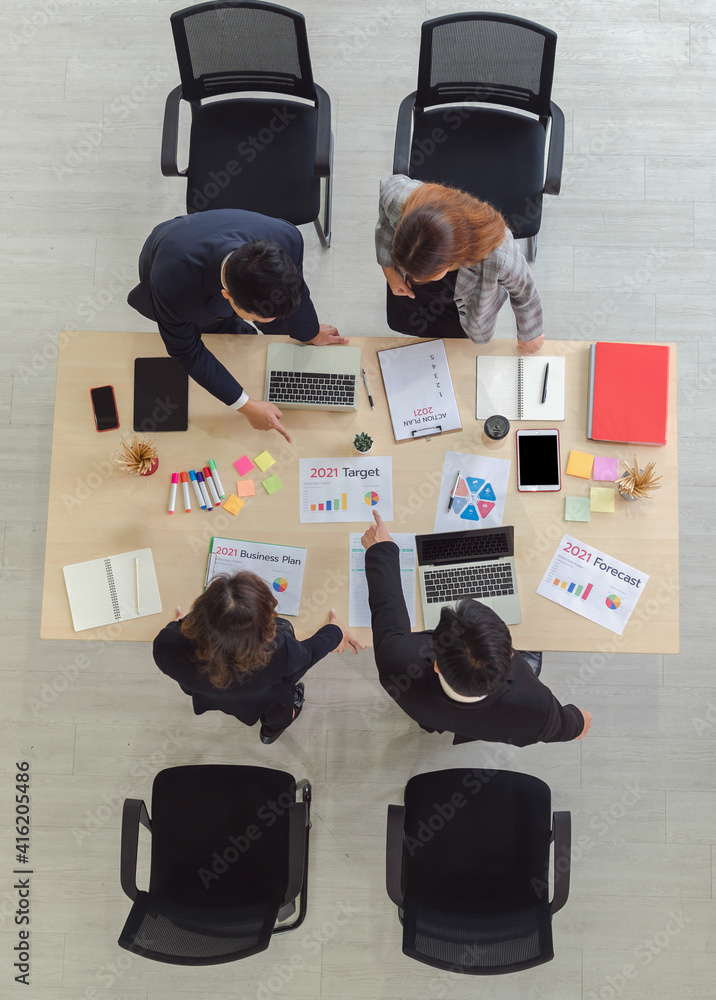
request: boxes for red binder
[587,343,670,446]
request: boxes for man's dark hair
[224,241,302,319]
[433,599,513,697]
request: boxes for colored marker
[168,473,178,514]
[180,471,191,512]
[203,466,221,506]
[208,459,226,499]
[189,470,206,509]
[196,471,212,510]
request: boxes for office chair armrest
[161,84,186,178]
[282,801,308,905]
[120,798,151,901]
[386,804,405,907]
[392,93,416,176]
[544,100,565,196]
[314,85,332,178]
[550,810,571,914]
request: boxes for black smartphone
[90,385,119,432]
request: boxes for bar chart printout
[299,457,393,523]
[311,493,348,513]
[537,534,649,636]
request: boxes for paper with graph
[537,534,649,635]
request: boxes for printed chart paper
[205,537,306,617]
[349,533,416,627]
[433,451,511,533]
[537,534,649,635]
[299,456,393,523]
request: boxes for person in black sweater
[153,572,364,744]
[362,512,591,746]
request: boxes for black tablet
[133,357,189,432]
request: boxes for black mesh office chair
[118,764,311,964]
[386,769,571,974]
[162,1,332,246]
[393,12,564,262]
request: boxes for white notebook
[63,548,162,631]
[476,356,565,421]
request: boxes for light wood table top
[41,333,679,652]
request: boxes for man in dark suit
[362,512,591,746]
[128,209,346,442]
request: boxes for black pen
[361,368,375,409]
[541,362,550,404]
[447,470,462,510]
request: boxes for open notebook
[63,547,162,631]
[476,356,565,421]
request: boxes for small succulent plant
[353,432,373,453]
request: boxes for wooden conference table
[41,333,679,652]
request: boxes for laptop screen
[416,526,514,566]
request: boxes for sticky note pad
[590,487,615,513]
[262,474,283,495]
[236,479,255,498]
[222,494,245,516]
[565,497,590,522]
[233,455,254,476]
[566,450,594,479]
[254,450,275,472]
[593,456,619,482]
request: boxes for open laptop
[264,343,362,411]
[415,525,521,628]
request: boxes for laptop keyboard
[267,370,356,406]
[424,562,515,603]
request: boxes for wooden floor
[1,1,715,996]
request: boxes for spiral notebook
[62,547,162,631]
[476,356,565,421]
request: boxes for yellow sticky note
[236,479,255,498]
[222,494,245,516]
[254,451,275,472]
[566,450,594,479]
[262,474,283,495]
[590,487,615,513]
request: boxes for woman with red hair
[376,174,544,351]
[153,572,363,744]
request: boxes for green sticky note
[262,474,283,495]
[590,487,615,513]
[254,450,275,472]
[565,496,591,522]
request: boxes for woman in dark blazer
[153,572,363,744]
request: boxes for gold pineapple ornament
[617,456,661,501]
[114,432,159,477]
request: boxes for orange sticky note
[222,494,244,516]
[236,479,255,498]
[566,450,594,479]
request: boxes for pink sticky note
[593,456,619,482]
[233,455,254,476]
